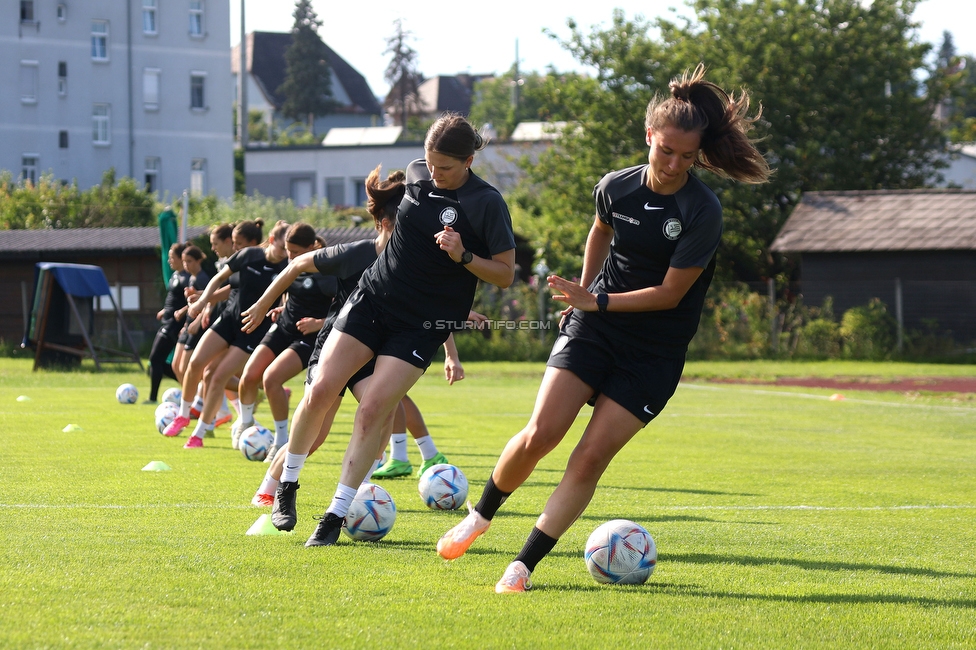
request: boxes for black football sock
[474,475,512,520]
[514,527,559,572]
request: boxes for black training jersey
[360,161,515,328]
[276,272,338,334]
[579,165,723,357]
[312,239,379,331]
[225,247,286,319]
[308,239,381,367]
[161,271,190,324]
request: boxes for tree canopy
[499,0,953,282]
[383,19,424,130]
[278,0,334,135]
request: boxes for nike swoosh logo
[262,266,274,271]
[412,350,424,361]
[643,406,655,415]
[428,192,459,203]
[644,203,664,210]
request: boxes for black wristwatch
[458,250,474,265]
[596,293,609,313]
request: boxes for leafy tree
[278,0,334,135]
[383,19,424,128]
[515,1,952,281]
[469,66,590,139]
[0,169,156,229]
[932,31,976,144]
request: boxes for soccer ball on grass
[239,425,274,461]
[344,483,396,541]
[116,383,138,404]
[418,463,468,511]
[154,401,179,434]
[584,519,657,585]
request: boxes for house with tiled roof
[771,189,976,343]
[232,32,383,138]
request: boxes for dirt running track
[706,377,976,394]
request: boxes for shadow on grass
[654,583,976,610]
[531,582,976,608]
[665,551,976,580]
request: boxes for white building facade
[1,0,233,199]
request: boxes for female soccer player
[233,222,333,459]
[173,224,234,385]
[268,114,517,546]
[436,65,772,592]
[163,219,289,446]
[242,167,459,506]
[145,243,192,403]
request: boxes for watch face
[461,251,473,264]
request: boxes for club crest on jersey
[439,206,458,226]
[302,277,313,289]
[611,211,640,225]
[663,218,682,240]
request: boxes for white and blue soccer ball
[584,519,657,585]
[154,401,179,434]
[344,483,396,542]
[161,387,182,405]
[418,463,468,511]
[116,383,138,404]
[239,425,274,461]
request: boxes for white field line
[0,503,973,512]
[679,382,976,413]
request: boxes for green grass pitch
[1,359,974,648]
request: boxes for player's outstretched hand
[240,303,265,333]
[548,275,598,312]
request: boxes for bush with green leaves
[1,169,155,230]
[840,298,897,360]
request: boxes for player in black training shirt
[163,220,289,446]
[268,115,517,546]
[232,223,333,459]
[241,167,470,507]
[437,65,773,592]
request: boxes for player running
[436,65,772,593]
[267,114,517,546]
[242,167,462,507]
[163,219,289,446]
[232,222,333,460]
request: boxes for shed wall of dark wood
[797,251,976,342]
[0,252,164,349]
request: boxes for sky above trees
[231,0,975,96]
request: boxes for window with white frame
[22,155,38,185]
[20,1,34,22]
[190,72,206,110]
[142,0,157,34]
[145,157,160,193]
[189,1,204,37]
[98,286,140,312]
[91,21,109,61]
[92,104,110,145]
[20,61,38,104]
[190,159,206,195]
[58,61,67,96]
[57,4,66,21]
[143,69,160,110]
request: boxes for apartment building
[2,0,233,199]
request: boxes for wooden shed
[771,189,976,343]
[0,225,377,350]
